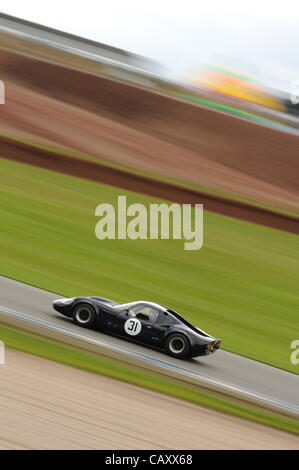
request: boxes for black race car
[53,297,221,359]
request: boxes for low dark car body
[53,296,221,359]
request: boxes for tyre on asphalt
[165,333,191,359]
[72,303,97,328]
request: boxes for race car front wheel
[72,303,97,328]
[165,333,191,359]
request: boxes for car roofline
[134,301,168,311]
[116,301,168,311]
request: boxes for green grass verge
[1,324,298,435]
[0,157,298,374]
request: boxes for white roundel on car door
[124,318,142,336]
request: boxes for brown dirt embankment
[1,48,299,196]
[1,135,298,234]
[1,349,298,449]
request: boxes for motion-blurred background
[0,1,298,450]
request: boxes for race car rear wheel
[72,303,96,328]
[165,333,191,359]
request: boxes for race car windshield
[114,302,138,310]
[115,302,160,323]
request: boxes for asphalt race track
[0,275,298,412]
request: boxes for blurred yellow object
[191,65,285,111]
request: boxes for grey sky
[1,1,299,91]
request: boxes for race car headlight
[60,298,74,305]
